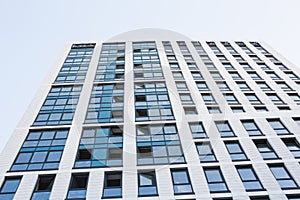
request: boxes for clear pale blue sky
[1,0,300,152]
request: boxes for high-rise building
[1,29,300,199]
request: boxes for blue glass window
[0,177,22,200]
[225,141,248,161]
[189,122,207,139]
[135,82,174,121]
[136,124,185,165]
[242,120,263,136]
[254,139,279,160]
[171,168,194,195]
[215,121,236,137]
[268,119,291,135]
[204,167,229,193]
[95,43,125,82]
[74,126,123,168]
[33,86,81,126]
[133,42,164,80]
[269,165,299,189]
[85,83,124,123]
[138,171,158,196]
[236,166,264,191]
[55,43,95,83]
[10,129,68,171]
[196,142,217,162]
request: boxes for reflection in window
[11,129,69,171]
[136,124,185,165]
[204,168,229,193]
[269,165,298,189]
[171,168,194,195]
[74,126,123,168]
[0,177,22,200]
[138,171,158,197]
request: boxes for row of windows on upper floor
[32,79,300,127]
[54,40,295,84]
[12,118,300,171]
[2,164,300,200]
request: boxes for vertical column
[122,41,137,198]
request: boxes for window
[223,42,238,54]
[0,177,22,200]
[187,63,198,70]
[11,129,69,171]
[266,72,281,80]
[250,42,269,54]
[56,45,94,83]
[237,82,252,91]
[207,106,221,114]
[216,81,231,91]
[204,168,229,193]
[67,173,89,199]
[267,94,285,105]
[254,140,278,159]
[285,71,299,80]
[245,93,262,105]
[250,55,262,62]
[225,141,248,161]
[231,106,245,113]
[201,93,217,105]
[180,94,194,105]
[85,83,124,123]
[33,86,82,126]
[250,196,270,200]
[241,63,253,70]
[96,43,125,82]
[223,93,240,105]
[75,126,123,168]
[189,122,207,138]
[256,82,272,91]
[229,71,243,80]
[254,106,268,112]
[173,72,184,80]
[191,71,203,80]
[268,165,298,189]
[294,118,300,127]
[184,107,198,115]
[176,82,188,91]
[288,93,300,104]
[258,63,271,70]
[210,71,224,80]
[268,119,291,135]
[241,120,263,136]
[276,81,293,91]
[205,62,217,70]
[32,175,55,200]
[233,55,245,62]
[133,42,164,80]
[171,169,193,195]
[103,172,122,198]
[236,166,264,191]
[196,142,217,162]
[138,171,158,196]
[247,72,262,80]
[223,63,235,70]
[170,63,180,70]
[136,124,185,165]
[135,82,174,121]
[215,121,236,137]
[282,138,300,158]
[196,81,210,91]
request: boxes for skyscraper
[1,29,300,199]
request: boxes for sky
[0,0,300,152]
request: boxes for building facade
[1,29,300,199]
